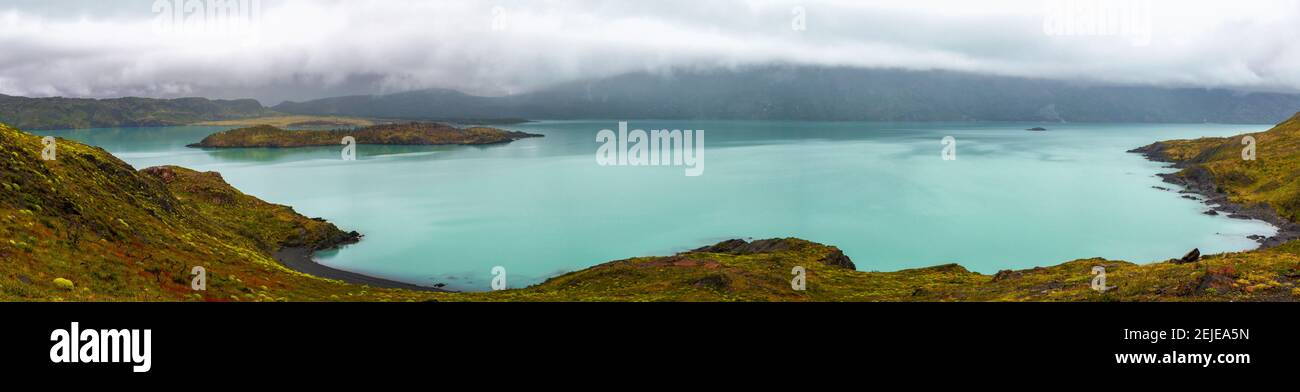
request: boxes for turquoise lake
[37,121,1278,291]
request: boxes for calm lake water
[38,121,1277,291]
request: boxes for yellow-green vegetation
[478,239,1300,301]
[194,115,376,128]
[7,114,1300,302]
[188,123,542,148]
[0,123,429,301]
[1138,113,1300,223]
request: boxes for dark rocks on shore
[1130,140,1300,250]
[1127,142,1172,162]
[1203,210,1219,216]
[1172,248,1201,264]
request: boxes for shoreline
[1129,142,1300,249]
[271,138,1293,294]
[273,237,449,292]
[268,133,1298,295]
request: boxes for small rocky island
[187,122,542,148]
[1026,127,1048,131]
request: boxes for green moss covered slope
[1135,113,1300,223]
[0,123,422,301]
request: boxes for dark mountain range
[274,66,1300,124]
[7,66,1299,129]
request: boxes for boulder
[1172,248,1201,264]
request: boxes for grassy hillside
[0,94,271,130]
[1136,113,1300,223]
[0,123,425,301]
[188,123,541,148]
[6,116,1300,302]
[481,238,1300,301]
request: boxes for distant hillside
[275,66,1300,124]
[0,94,271,130]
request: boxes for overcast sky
[1,0,1298,104]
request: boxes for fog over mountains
[274,67,1300,124]
[6,1,1300,104]
[7,66,1300,130]
[5,1,1300,125]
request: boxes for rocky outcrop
[692,238,856,269]
[820,249,856,269]
[1171,248,1200,264]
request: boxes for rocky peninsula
[187,122,541,148]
